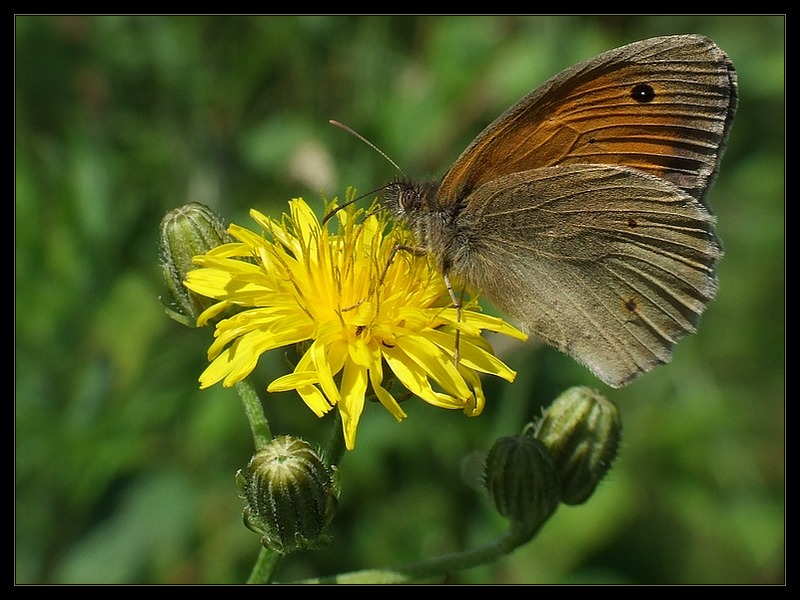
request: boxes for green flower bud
[484,434,560,527]
[159,202,231,327]
[534,387,621,505]
[236,436,339,554]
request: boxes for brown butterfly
[383,34,738,388]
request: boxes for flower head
[533,386,621,505]
[185,195,527,450]
[159,202,232,326]
[236,435,339,554]
[484,434,561,527]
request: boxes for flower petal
[421,328,517,382]
[339,359,368,450]
[393,334,471,399]
[382,345,469,410]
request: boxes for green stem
[247,547,283,584]
[235,379,272,449]
[323,409,346,467]
[287,518,546,584]
[235,379,282,583]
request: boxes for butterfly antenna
[321,182,394,225]
[329,119,406,178]
[323,120,406,225]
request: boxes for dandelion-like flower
[185,196,527,450]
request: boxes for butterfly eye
[394,187,409,210]
[384,181,417,214]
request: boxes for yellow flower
[185,196,527,450]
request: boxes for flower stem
[286,518,546,584]
[247,546,283,584]
[323,410,346,467]
[235,379,272,449]
[235,379,283,583]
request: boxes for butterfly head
[382,178,440,224]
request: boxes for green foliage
[16,15,784,583]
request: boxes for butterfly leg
[380,243,428,286]
[442,271,464,366]
[382,244,464,366]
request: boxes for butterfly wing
[437,35,738,206]
[450,163,721,388]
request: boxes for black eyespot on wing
[631,83,656,103]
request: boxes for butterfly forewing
[437,35,737,205]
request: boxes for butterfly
[382,34,738,387]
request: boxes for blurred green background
[15,15,784,584]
